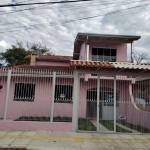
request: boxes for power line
[16,0,34,4]
[0,0,95,7]
[0,0,149,27]
[0,0,110,14]
[0,2,149,33]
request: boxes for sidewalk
[0,130,150,149]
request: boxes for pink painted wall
[119,84,150,129]
[0,121,72,131]
[88,42,127,62]
[79,42,86,60]
[0,76,73,120]
[36,61,70,67]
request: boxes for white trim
[114,76,116,132]
[50,72,56,122]
[3,69,12,120]
[97,75,100,131]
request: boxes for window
[54,85,73,103]
[14,83,35,102]
[92,48,116,62]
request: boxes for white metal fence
[0,67,150,133]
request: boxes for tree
[0,41,54,67]
[0,45,31,67]
[133,52,148,64]
[128,52,149,64]
[26,42,54,55]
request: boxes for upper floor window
[92,48,116,62]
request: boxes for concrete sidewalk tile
[144,134,150,139]
[28,139,51,146]
[113,139,122,142]
[83,138,91,142]
[0,139,15,145]
[98,139,106,142]
[81,142,98,149]
[128,142,148,149]
[35,131,51,136]
[113,142,131,149]
[132,134,147,139]
[78,133,93,138]
[64,132,78,137]
[92,133,107,139]
[105,134,121,139]
[51,131,65,137]
[118,134,135,139]
[0,131,9,136]
[53,141,76,148]
[144,143,150,148]
[6,131,23,136]
[21,131,37,136]
[11,139,31,145]
[97,142,115,149]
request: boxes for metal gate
[77,73,116,133]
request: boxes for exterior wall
[0,121,72,131]
[36,61,70,67]
[79,42,86,60]
[0,76,73,120]
[88,42,127,62]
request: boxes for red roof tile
[25,55,73,62]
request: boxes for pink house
[0,33,150,133]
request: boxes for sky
[0,0,150,57]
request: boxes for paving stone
[6,131,22,136]
[144,143,150,148]
[91,133,107,139]
[118,134,135,139]
[64,132,78,138]
[51,131,65,137]
[28,139,52,147]
[131,134,147,139]
[97,142,115,149]
[78,133,93,138]
[112,142,132,149]
[11,139,31,145]
[21,131,37,136]
[0,131,9,136]
[0,139,15,145]
[81,142,98,149]
[105,134,121,139]
[128,142,148,149]
[35,131,51,136]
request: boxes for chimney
[30,54,36,66]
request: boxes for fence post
[72,70,80,132]
[97,75,100,131]
[3,69,12,120]
[50,72,56,122]
[114,75,116,132]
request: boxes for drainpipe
[131,42,134,63]
[85,36,89,61]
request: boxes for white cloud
[0,40,7,48]
[0,0,150,57]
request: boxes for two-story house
[1,32,150,133]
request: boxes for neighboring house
[1,32,150,132]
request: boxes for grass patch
[100,120,132,133]
[78,118,96,131]
[14,116,96,131]
[121,122,150,133]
